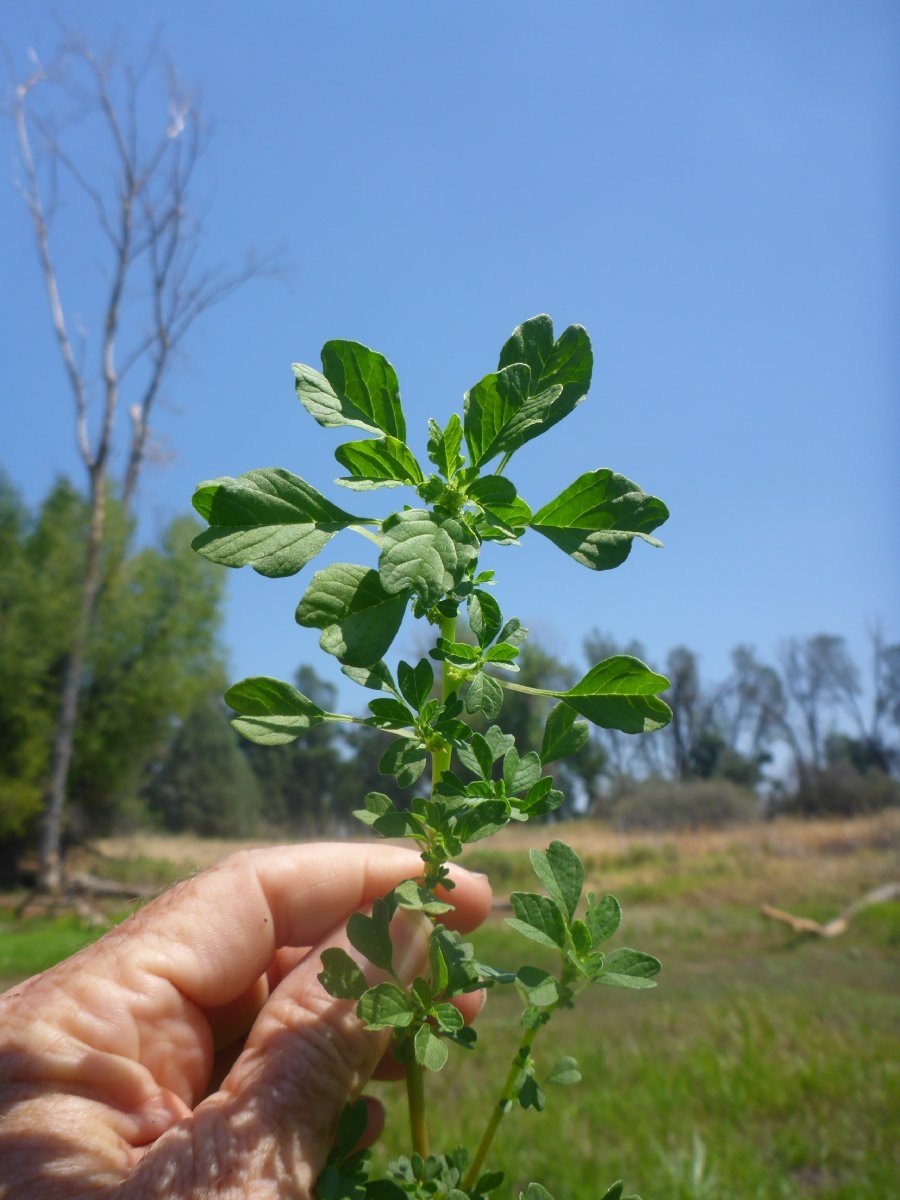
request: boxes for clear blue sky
[2,1,898,710]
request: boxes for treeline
[1,479,898,867]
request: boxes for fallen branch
[761,882,900,937]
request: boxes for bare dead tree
[10,33,275,890]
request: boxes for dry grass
[84,810,900,917]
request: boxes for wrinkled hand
[0,844,491,1199]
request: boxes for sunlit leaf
[192,469,365,578]
[334,435,424,490]
[296,563,409,666]
[532,470,668,572]
[294,340,405,439]
[225,676,327,745]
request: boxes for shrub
[781,763,900,818]
[609,778,760,832]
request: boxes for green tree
[239,666,350,834]
[145,698,261,837]
[0,477,87,840]
[0,477,227,851]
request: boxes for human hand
[0,843,492,1198]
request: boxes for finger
[206,974,270,1052]
[132,907,432,1196]
[120,843,491,1010]
[204,859,491,1044]
[10,845,491,1119]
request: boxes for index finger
[105,842,491,1010]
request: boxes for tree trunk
[38,472,107,893]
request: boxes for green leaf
[546,1056,581,1086]
[433,638,480,667]
[225,676,327,745]
[520,1186,555,1200]
[599,1183,625,1200]
[397,659,435,711]
[379,738,428,787]
[503,748,542,795]
[379,510,478,608]
[296,564,408,667]
[463,733,495,781]
[430,929,481,995]
[358,983,416,1029]
[483,643,520,668]
[393,880,453,915]
[191,469,365,578]
[371,809,428,839]
[414,1025,449,1071]
[367,697,415,728]
[334,435,424,491]
[473,1172,505,1198]
[458,720,513,777]
[598,947,662,989]
[530,841,584,922]
[431,1002,465,1033]
[540,703,589,764]
[341,660,397,693]
[454,800,510,843]
[467,589,503,648]
[516,966,559,1008]
[347,900,394,971]
[463,364,533,467]
[586,893,622,946]
[318,947,368,1000]
[507,892,567,949]
[333,1098,369,1157]
[557,656,672,733]
[352,791,393,827]
[519,1074,546,1112]
[466,477,533,534]
[294,341,405,439]
[498,315,593,445]
[497,618,528,647]
[429,933,450,996]
[532,469,668,572]
[427,414,464,479]
[464,672,504,721]
[519,777,565,819]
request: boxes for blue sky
[2,1,897,710]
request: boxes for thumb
[201,907,430,1197]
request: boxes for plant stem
[463,1025,540,1190]
[402,610,459,1158]
[406,1058,429,1158]
[431,612,458,785]
[497,679,553,698]
[347,522,383,543]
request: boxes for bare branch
[13,64,94,468]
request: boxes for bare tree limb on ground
[761,882,900,937]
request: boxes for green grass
[369,896,900,1200]
[84,853,189,888]
[0,914,112,981]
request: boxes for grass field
[2,813,898,1199]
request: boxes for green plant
[191,314,672,1199]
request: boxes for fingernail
[389,908,431,984]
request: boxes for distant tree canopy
[585,628,900,820]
